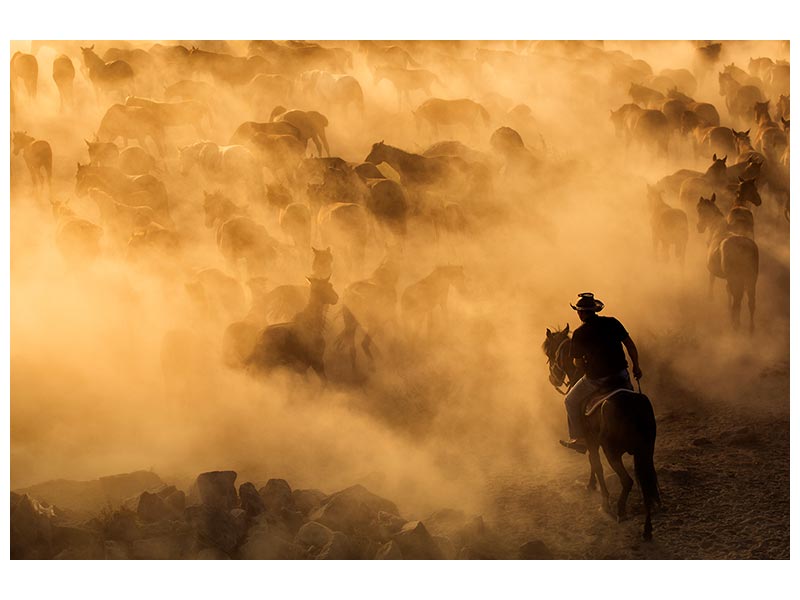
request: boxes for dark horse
[543,326,661,540]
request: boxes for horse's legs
[747,281,756,335]
[604,449,633,521]
[587,445,611,512]
[311,136,323,158]
[728,281,743,330]
[707,271,715,299]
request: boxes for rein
[548,337,574,395]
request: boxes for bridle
[547,336,574,395]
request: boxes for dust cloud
[10,40,790,518]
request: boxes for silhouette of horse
[179,141,264,206]
[75,163,171,226]
[280,202,311,249]
[413,98,490,139]
[270,107,330,157]
[647,185,688,265]
[12,131,52,199]
[52,54,75,111]
[401,265,466,338]
[97,104,166,157]
[752,101,788,163]
[246,276,338,381]
[125,96,213,137]
[373,66,439,109]
[49,199,104,266]
[11,51,38,98]
[365,141,472,193]
[202,190,277,279]
[726,177,761,238]
[697,195,759,332]
[81,45,136,101]
[543,326,661,540]
[718,72,763,127]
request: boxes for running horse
[542,326,661,540]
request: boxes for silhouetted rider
[561,292,642,453]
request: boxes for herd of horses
[10,40,790,543]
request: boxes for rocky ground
[11,363,789,561]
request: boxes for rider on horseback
[561,293,643,453]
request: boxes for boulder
[292,488,326,516]
[13,470,163,514]
[238,521,300,560]
[230,508,249,536]
[239,482,265,517]
[163,489,186,513]
[137,491,179,523]
[372,510,407,542]
[131,535,182,560]
[277,508,305,535]
[375,540,404,559]
[195,547,231,559]
[518,540,554,560]
[185,505,241,554]
[433,535,458,560]
[103,509,142,543]
[295,521,334,548]
[327,484,400,516]
[51,524,102,557]
[194,471,238,510]
[391,521,443,559]
[104,540,130,559]
[316,531,356,560]
[259,479,294,513]
[309,493,373,534]
[10,494,54,559]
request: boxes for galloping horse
[543,326,661,540]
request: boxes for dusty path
[483,363,790,559]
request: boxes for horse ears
[711,193,717,202]
[546,328,552,337]
[326,246,330,252]
[745,129,750,135]
[324,275,331,282]
[722,155,727,163]
[713,153,717,161]
[565,323,570,333]
[738,175,744,182]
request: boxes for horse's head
[312,246,333,276]
[732,128,752,152]
[736,176,762,207]
[307,275,338,306]
[543,325,572,388]
[741,156,763,181]
[365,140,386,165]
[11,130,31,155]
[753,100,771,124]
[781,116,790,133]
[696,193,720,233]
[718,71,735,95]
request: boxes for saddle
[582,373,636,417]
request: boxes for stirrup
[559,439,587,454]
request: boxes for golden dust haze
[9,40,790,520]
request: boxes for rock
[185,505,241,554]
[375,540,404,559]
[316,531,356,559]
[296,521,334,548]
[137,491,178,523]
[103,509,142,542]
[519,540,554,559]
[309,484,400,535]
[238,522,300,559]
[131,535,182,559]
[52,524,102,556]
[164,490,186,513]
[372,510,407,541]
[292,488,326,516]
[458,546,493,559]
[104,540,130,559]
[10,494,54,559]
[391,521,443,559]
[195,547,231,559]
[259,479,294,513]
[278,508,305,535]
[13,470,164,514]
[309,492,373,534]
[424,509,489,550]
[239,482,265,517]
[195,471,238,510]
[433,535,458,560]
[230,508,249,536]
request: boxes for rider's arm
[622,336,642,378]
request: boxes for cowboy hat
[570,292,604,312]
